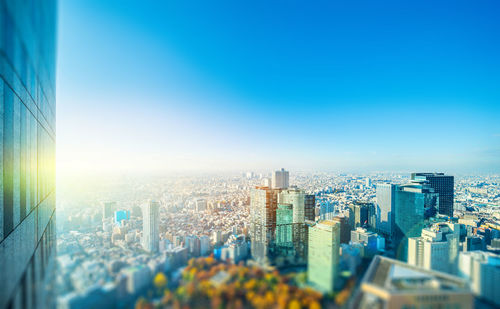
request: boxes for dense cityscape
[1,0,500,308]
[54,170,500,308]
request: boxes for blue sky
[56,0,500,174]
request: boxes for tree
[154,272,168,290]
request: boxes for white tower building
[142,200,160,253]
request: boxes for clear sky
[56,0,500,175]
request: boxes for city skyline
[56,0,500,175]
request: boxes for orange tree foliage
[136,256,363,308]
[152,256,326,308]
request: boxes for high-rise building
[142,201,160,253]
[275,203,293,254]
[250,180,313,265]
[102,201,116,219]
[0,1,57,308]
[376,183,426,260]
[458,251,500,306]
[411,172,454,217]
[375,183,397,237]
[348,201,374,229]
[272,168,289,189]
[279,187,313,264]
[394,185,425,260]
[352,256,473,309]
[307,220,340,293]
[250,186,280,264]
[332,215,351,244]
[408,222,460,274]
[403,180,439,219]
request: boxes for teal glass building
[0,1,57,308]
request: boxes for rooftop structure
[352,255,473,309]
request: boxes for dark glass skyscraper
[411,173,454,217]
[0,1,57,308]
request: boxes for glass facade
[411,173,454,217]
[307,221,340,293]
[375,183,396,237]
[0,1,57,308]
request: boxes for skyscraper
[250,186,280,264]
[0,1,57,308]
[142,201,160,253]
[307,220,340,293]
[250,176,312,265]
[272,168,289,189]
[411,172,454,217]
[394,185,425,261]
[375,183,397,237]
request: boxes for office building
[411,173,454,217]
[332,215,351,244]
[458,251,500,306]
[278,187,313,263]
[275,203,293,255]
[0,1,57,308]
[250,186,280,264]
[394,185,425,261]
[272,168,289,189]
[348,201,374,229]
[307,220,340,293]
[142,201,160,253]
[408,222,460,274]
[250,179,312,265]
[352,255,473,309]
[351,227,385,257]
[375,183,397,237]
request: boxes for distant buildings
[272,168,289,189]
[220,235,248,263]
[352,255,473,309]
[142,201,160,253]
[350,227,385,257]
[411,173,454,217]
[114,210,130,226]
[408,222,460,275]
[102,201,117,219]
[458,251,500,306]
[348,201,375,229]
[307,220,340,293]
